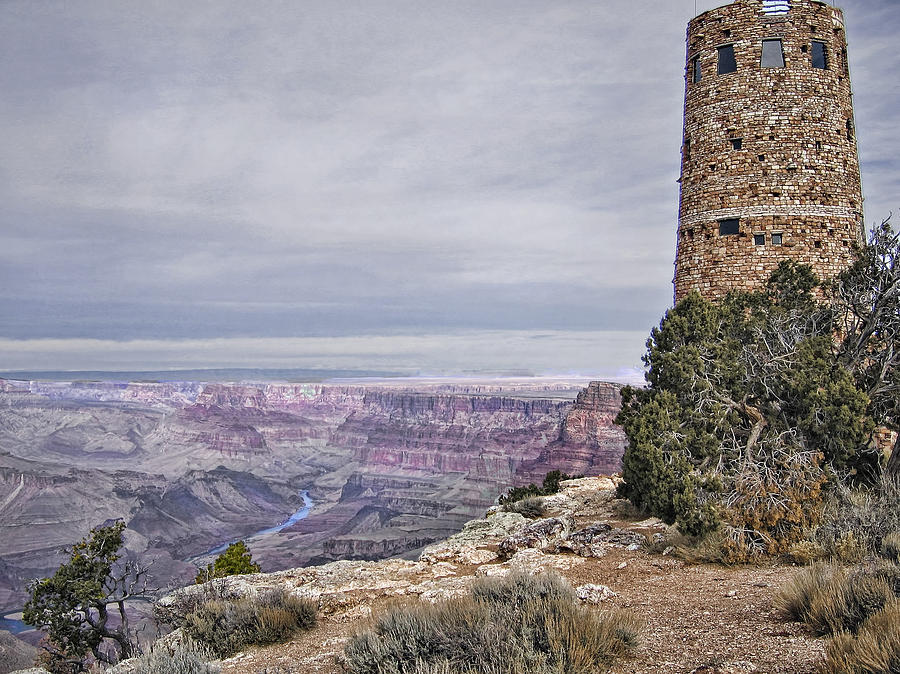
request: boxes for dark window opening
[846,119,854,141]
[723,29,731,39]
[762,39,785,68]
[684,138,691,158]
[691,57,702,83]
[719,218,740,236]
[758,154,766,161]
[772,232,783,245]
[730,137,743,150]
[815,140,822,151]
[718,45,737,74]
[687,228,695,239]
[812,41,828,69]
[814,240,822,248]
[754,234,765,246]
[801,44,809,53]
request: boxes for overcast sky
[1,0,897,378]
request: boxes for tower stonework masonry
[674,0,863,303]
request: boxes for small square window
[772,232,783,245]
[812,41,828,69]
[730,138,743,151]
[719,218,740,236]
[762,39,785,68]
[718,45,737,74]
[814,240,822,248]
[691,57,702,83]
[754,234,765,246]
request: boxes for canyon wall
[0,378,626,616]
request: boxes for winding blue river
[1,491,316,634]
[1,613,28,634]
[205,490,314,557]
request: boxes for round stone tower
[674,0,863,303]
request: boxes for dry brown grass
[822,600,900,673]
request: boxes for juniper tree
[23,521,155,672]
[617,260,876,557]
[194,540,261,584]
[834,216,900,476]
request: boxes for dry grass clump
[502,496,547,520]
[775,562,842,624]
[815,474,900,559]
[805,573,894,636]
[341,571,639,674]
[822,600,900,674]
[779,561,900,673]
[776,563,895,636]
[182,589,316,658]
[786,539,827,565]
[125,643,221,674]
[881,532,900,563]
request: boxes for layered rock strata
[0,378,626,618]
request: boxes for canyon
[0,377,626,637]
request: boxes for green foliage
[194,541,261,584]
[618,259,880,557]
[498,470,582,506]
[342,572,639,674]
[23,521,151,672]
[181,589,316,658]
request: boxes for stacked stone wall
[674,0,863,302]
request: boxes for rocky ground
[144,477,825,674]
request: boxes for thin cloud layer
[0,0,897,374]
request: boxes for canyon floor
[154,477,824,674]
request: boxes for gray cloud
[0,0,897,374]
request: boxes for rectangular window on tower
[812,41,828,69]
[718,45,737,74]
[719,218,740,236]
[692,57,702,83]
[761,39,785,68]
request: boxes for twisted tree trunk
[887,439,900,477]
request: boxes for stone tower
[674,0,863,302]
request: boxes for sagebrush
[123,643,220,674]
[182,589,316,658]
[342,571,638,674]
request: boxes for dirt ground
[220,548,825,674]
